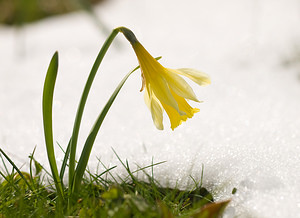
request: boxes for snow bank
[1,0,300,217]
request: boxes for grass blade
[0,152,9,175]
[42,51,64,200]
[28,147,37,189]
[97,157,118,184]
[59,138,71,182]
[0,148,33,191]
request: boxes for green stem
[68,27,124,193]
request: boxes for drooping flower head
[121,27,211,130]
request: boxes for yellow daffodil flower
[121,27,211,130]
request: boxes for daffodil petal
[174,68,211,86]
[150,96,164,130]
[144,88,164,130]
[161,90,200,130]
[143,87,151,109]
[161,102,187,130]
[163,69,199,102]
[146,75,180,113]
[171,89,200,118]
[133,42,181,113]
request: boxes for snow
[1,0,300,217]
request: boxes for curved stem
[68,27,127,192]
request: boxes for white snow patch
[1,0,300,217]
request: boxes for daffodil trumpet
[120,27,211,130]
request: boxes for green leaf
[73,67,135,192]
[42,51,64,200]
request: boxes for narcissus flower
[121,28,211,130]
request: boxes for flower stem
[68,28,120,194]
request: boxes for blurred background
[0,0,105,25]
[1,0,300,68]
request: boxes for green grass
[0,149,229,217]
